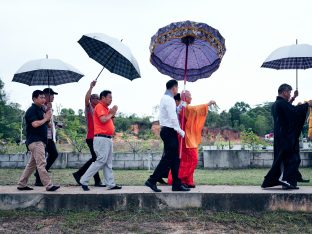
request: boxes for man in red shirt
[80,90,122,191]
[72,81,105,187]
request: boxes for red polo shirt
[93,102,115,136]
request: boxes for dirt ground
[1,209,312,234]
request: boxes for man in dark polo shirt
[80,90,122,191]
[34,87,59,186]
[17,90,60,191]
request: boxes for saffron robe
[168,104,208,185]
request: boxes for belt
[161,126,174,130]
[94,134,113,138]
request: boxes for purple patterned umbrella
[149,20,226,157]
[149,20,226,82]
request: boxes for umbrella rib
[156,41,182,54]
[192,45,212,65]
[195,41,218,56]
[173,46,187,68]
[163,44,184,64]
[190,47,200,68]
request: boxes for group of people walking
[16,79,312,192]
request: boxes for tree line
[0,77,309,145]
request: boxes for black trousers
[149,127,181,187]
[35,139,58,183]
[74,138,101,184]
[283,152,301,187]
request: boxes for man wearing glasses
[73,80,105,187]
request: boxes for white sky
[1,0,312,117]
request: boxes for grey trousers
[80,137,115,188]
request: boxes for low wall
[0,152,204,170]
[203,147,312,169]
[1,149,311,169]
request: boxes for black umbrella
[78,33,141,81]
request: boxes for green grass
[0,209,312,233]
[1,168,312,186]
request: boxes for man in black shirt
[17,90,60,191]
[34,88,60,186]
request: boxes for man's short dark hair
[278,84,292,94]
[100,90,112,99]
[32,90,45,99]
[166,79,178,90]
[174,93,181,101]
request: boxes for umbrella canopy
[261,43,312,89]
[78,33,141,80]
[150,20,226,82]
[150,20,225,158]
[12,58,84,86]
[261,44,312,69]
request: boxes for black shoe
[297,178,310,183]
[157,178,167,185]
[81,185,90,191]
[145,180,161,192]
[282,184,299,190]
[109,185,122,190]
[72,172,81,186]
[94,183,106,187]
[172,184,190,192]
[17,186,33,191]
[34,181,43,187]
[46,185,60,192]
[187,184,196,188]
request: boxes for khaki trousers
[18,141,52,188]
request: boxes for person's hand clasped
[44,110,52,121]
[109,105,118,115]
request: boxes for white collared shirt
[159,93,182,133]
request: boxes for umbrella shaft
[96,67,105,80]
[180,44,189,158]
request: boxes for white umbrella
[12,56,84,86]
[261,41,312,89]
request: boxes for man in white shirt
[145,80,190,192]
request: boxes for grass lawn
[0,209,312,233]
[0,168,312,186]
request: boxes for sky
[0,0,312,118]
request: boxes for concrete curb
[1,186,311,212]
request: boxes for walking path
[1,185,311,212]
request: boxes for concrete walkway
[1,185,312,212]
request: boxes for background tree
[0,78,25,143]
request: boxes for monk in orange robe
[168,91,216,188]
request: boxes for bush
[241,129,266,151]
